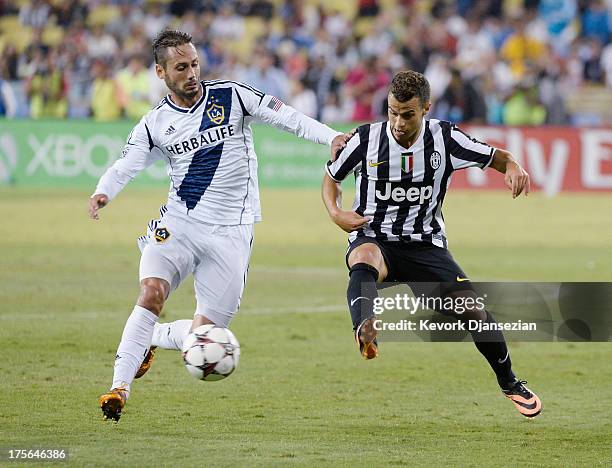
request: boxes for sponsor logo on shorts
[154,227,171,243]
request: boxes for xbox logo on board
[0,133,17,183]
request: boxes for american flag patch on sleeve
[266,96,284,112]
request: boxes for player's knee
[137,279,169,315]
[350,246,384,272]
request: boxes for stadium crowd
[1,0,611,125]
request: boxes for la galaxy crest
[154,227,171,243]
[207,97,224,125]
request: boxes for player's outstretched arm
[88,194,109,220]
[322,173,369,233]
[87,116,162,220]
[489,149,531,198]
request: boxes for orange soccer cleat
[502,380,542,418]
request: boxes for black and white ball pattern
[181,325,240,381]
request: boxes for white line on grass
[0,305,346,321]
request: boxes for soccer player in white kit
[89,30,349,421]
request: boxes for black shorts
[346,237,472,295]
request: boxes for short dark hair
[152,30,193,67]
[389,70,431,105]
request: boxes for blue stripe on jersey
[176,142,225,211]
[200,87,232,131]
[206,80,265,99]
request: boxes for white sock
[151,319,192,351]
[111,305,159,394]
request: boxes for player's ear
[423,101,432,115]
[155,63,165,79]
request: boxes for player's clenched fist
[331,210,370,233]
[88,194,108,220]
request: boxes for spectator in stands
[434,68,487,123]
[424,53,451,100]
[52,0,86,28]
[19,0,50,29]
[400,30,431,74]
[116,54,152,121]
[238,49,289,101]
[66,39,93,118]
[143,1,171,40]
[359,15,394,58]
[288,78,317,118]
[122,24,150,60]
[502,78,547,126]
[538,0,577,54]
[210,4,245,40]
[2,0,611,124]
[357,0,380,17]
[107,3,143,40]
[455,15,495,79]
[481,74,504,124]
[87,24,119,60]
[581,0,609,45]
[303,54,337,120]
[0,44,19,81]
[90,59,122,122]
[500,13,547,79]
[538,70,568,125]
[321,91,347,124]
[345,56,389,121]
[0,75,17,118]
[20,28,50,78]
[24,50,68,119]
[600,41,612,87]
[582,38,605,83]
[324,8,351,41]
[236,0,275,20]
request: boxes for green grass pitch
[1,186,611,466]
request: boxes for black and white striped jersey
[325,119,495,248]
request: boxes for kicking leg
[150,319,192,351]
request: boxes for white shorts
[138,209,254,327]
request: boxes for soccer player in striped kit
[322,70,541,418]
[89,30,351,421]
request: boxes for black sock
[347,263,379,330]
[468,311,516,388]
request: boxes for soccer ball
[181,325,240,381]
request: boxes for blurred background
[1,0,612,125]
[2,0,612,195]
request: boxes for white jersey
[94,80,341,224]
